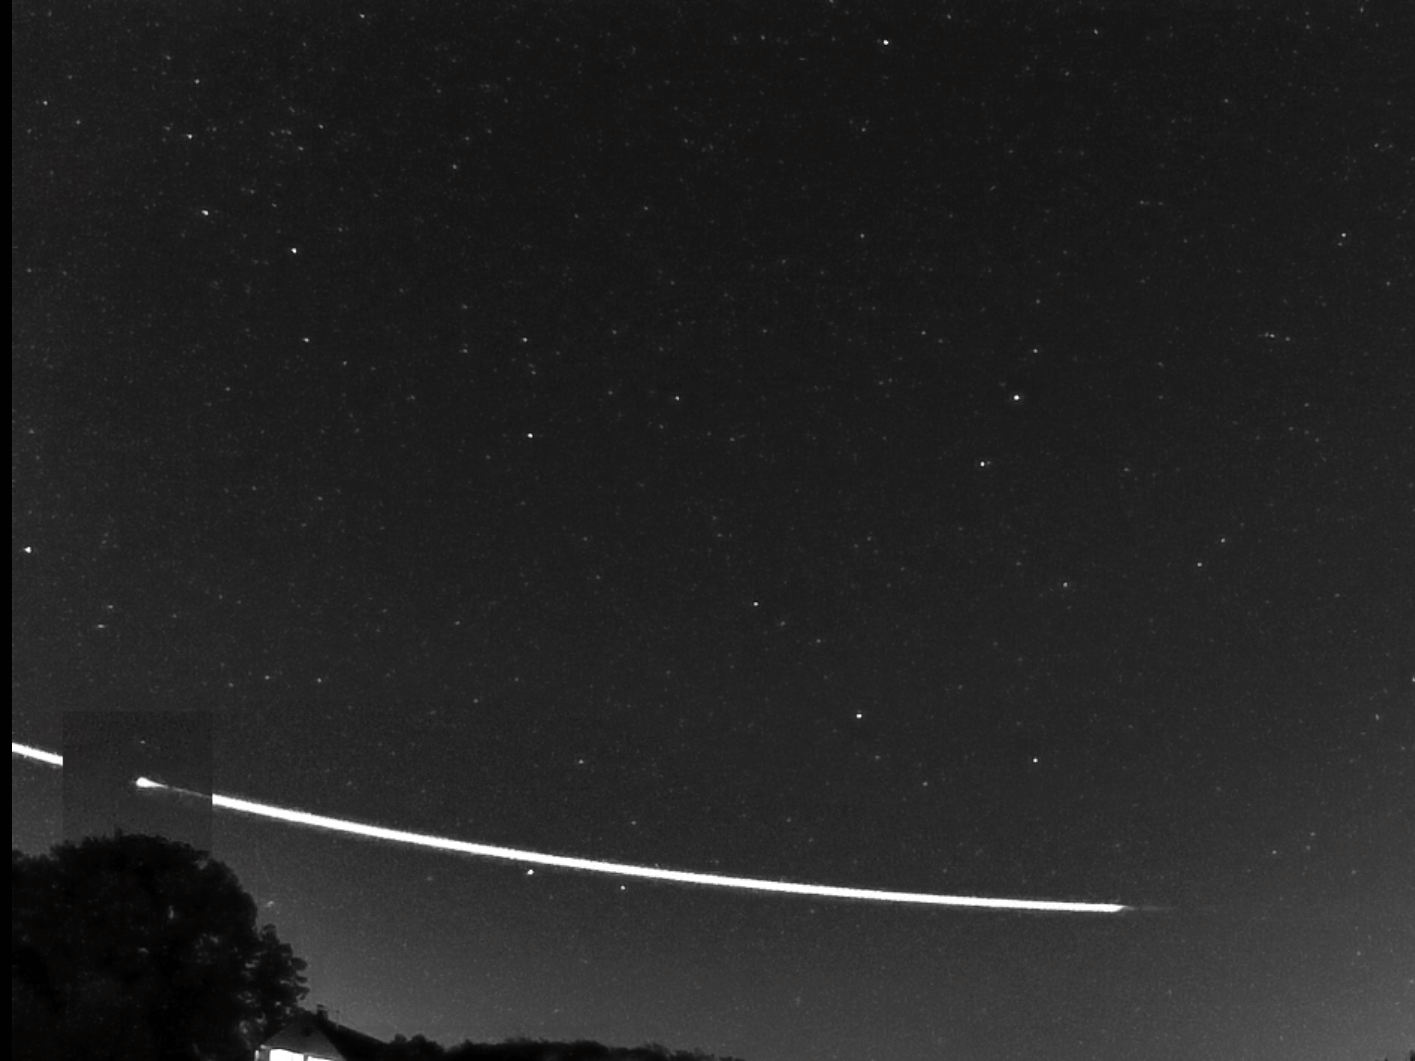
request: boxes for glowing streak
[15,743,1128,913]
[13,743,63,767]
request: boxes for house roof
[262,1008,387,1061]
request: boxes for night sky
[12,1,1415,1059]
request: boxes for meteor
[13,742,62,767]
[16,742,1129,913]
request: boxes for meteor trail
[13,742,62,767]
[15,742,1129,913]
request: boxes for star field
[12,2,1415,1059]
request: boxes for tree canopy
[12,832,307,1061]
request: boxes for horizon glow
[14,741,1129,913]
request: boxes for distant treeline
[13,833,747,1061]
[386,1038,746,1061]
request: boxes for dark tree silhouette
[12,832,307,1061]
[386,1032,450,1061]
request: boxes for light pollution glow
[14,741,1129,913]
